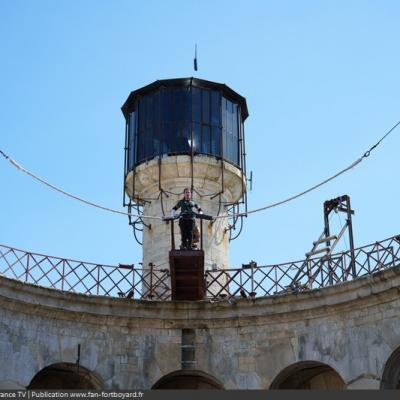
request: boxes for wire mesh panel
[204,235,400,299]
[0,245,136,298]
[1,235,399,301]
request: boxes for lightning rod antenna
[194,44,198,72]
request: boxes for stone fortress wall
[1,265,400,389]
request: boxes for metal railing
[1,234,399,301]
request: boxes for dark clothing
[179,218,195,249]
[173,199,201,218]
[173,199,202,249]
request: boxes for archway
[152,370,224,389]
[270,361,345,389]
[381,346,400,389]
[28,363,103,389]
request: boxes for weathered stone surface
[0,266,400,389]
[124,155,243,295]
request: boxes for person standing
[171,188,203,250]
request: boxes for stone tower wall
[125,155,244,282]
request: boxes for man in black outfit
[171,188,203,250]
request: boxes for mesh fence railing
[1,235,399,300]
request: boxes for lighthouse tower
[121,78,248,298]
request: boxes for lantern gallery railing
[1,235,400,301]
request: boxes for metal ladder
[288,195,356,291]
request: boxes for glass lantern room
[121,77,249,173]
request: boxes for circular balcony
[1,234,399,300]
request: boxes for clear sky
[1,0,399,269]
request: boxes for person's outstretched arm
[171,201,180,217]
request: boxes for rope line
[0,152,161,220]
[1,119,399,220]
[362,120,400,158]
[227,157,363,218]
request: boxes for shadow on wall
[152,369,224,390]
[27,363,104,390]
[269,361,345,389]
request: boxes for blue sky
[1,0,399,269]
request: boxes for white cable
[1,150,364,220]
[2,153,162,220]
[213,157,364,219]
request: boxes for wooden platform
[169,249,205,301]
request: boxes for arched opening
[270,361,345,389]
[152,370,224,390]
[381,346,400,389]
[28,363,103,390]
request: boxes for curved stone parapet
[125,155,245,204]
[1,265,400,389]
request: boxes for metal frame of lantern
[121,78,249,245]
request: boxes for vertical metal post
[123,120,128,206]
[323,201,333,285]
[307,260,311,288]
[131,111,138,202]
[149,262,154,299]
[237,107,245,202]
[323,201,331,240]
[220,98,225,195]
[221,161,225,195]
[341,253,347,281]
[251,264,254,294]
[242,124,248,215]
[171,220,175,250]
[61,259,65,291]
[320,258,324,288]
[239,266,243,295]
[158,157,162,192]
[157,90,165,212]
[326,255,333,286]
[158,88,162,159]
[200,218,203,251]
[375,242,381,270]
[25,253,30,283]
[132,264,135,300]
[346,196,356,278]
[96,265,100,295]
